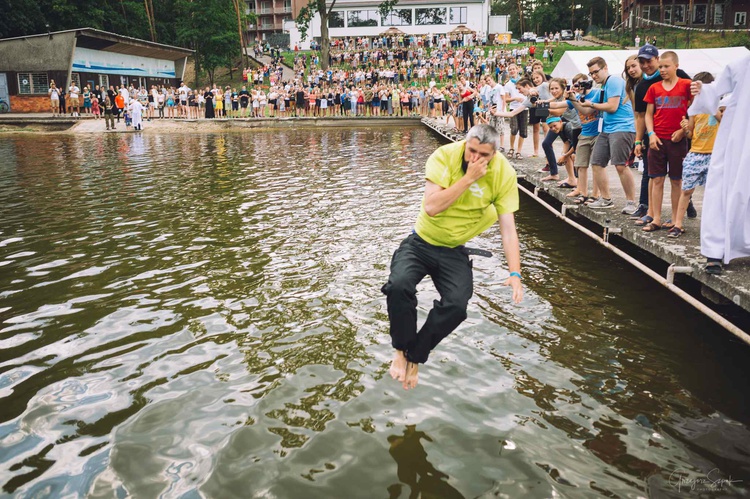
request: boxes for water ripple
[0,129,748,498]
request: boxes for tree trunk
[660,0,664,44]
[231,0,249,70]
[687,0,693,47]
[318,0,335,71]
[194,43,201,89]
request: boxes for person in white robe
[129,99,144,131]
[688,54,750,272]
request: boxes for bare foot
[402,362,419,390]
[566,190,583,197]
[390,350,407,382]
[540,175,559,182]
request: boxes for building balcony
[256,22,284,30]
[258,7,291,14]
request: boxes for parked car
[510,38,519,44]
[535,36,546,43]
[521,32,537,42]
[561,29,573,40]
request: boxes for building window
[693,4,706,24]
[714,4,724,24]
[673,4,685,23]
[642,5,660,22]
[736,11,747,26]
[329,11,344,28]
[99,75,110,89]
[450,7,467,24]
[664,5,671,22]
[382,9,412,26]
[71,73,81,89]
[283,0,291,12]
[17,72,48,95]
[415,8,446,25]
[347,10,379,27]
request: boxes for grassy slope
[186,31,748,86]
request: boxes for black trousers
[381,233,473,364]
[462,100,474,130]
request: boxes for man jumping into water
[382,124,523,390]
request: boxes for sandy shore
[0,115,425,134]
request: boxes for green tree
[175,0,238,87]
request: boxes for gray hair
[466,124,501,150]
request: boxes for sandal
[507,148,515,157]
[634,215,653,226]
[667,226,685,238]
[705,258,723,275]
[578,196,596,205]
[642,222,662,232]
[558,182,577,189]
[662,220,675,230]
[515,152,523,160]
[566,190,583,198]
[499,146,506,153]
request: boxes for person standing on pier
[382,124,523,390]
[689,53,750,274]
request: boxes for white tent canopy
[551,46,750,81]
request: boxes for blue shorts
[682,152,711,190]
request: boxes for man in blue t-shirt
[555,75,601,203]
[572,57,638,212]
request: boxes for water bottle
[633,157,643,172]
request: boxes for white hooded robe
[129,99,144,130]
[688,54,750,264]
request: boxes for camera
[576,80,594,91]
[530,96,538,104]
[536,101,550,109]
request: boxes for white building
[286,0,493,50]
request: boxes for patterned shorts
[682,152,711,191]
[489,115,505,136]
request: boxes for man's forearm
[634,112,645,141]
[423,176,474,217]
[500,224,521,273]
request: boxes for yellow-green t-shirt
[414,140,519,247]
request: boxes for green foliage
[490,0,618,35]
[175,0,239,85]
[0,0,242,88]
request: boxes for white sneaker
[621,200,638,215]
[589,197,614,209]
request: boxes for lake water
[1,128,749,498]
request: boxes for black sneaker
[687,199,697,218]
[628,204,648,220]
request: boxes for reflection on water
[0,129,749,498]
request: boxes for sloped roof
[0,28,193,61]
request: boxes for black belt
[462,247,493,258]
[411,231,493,258]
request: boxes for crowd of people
[44,38,743,271]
